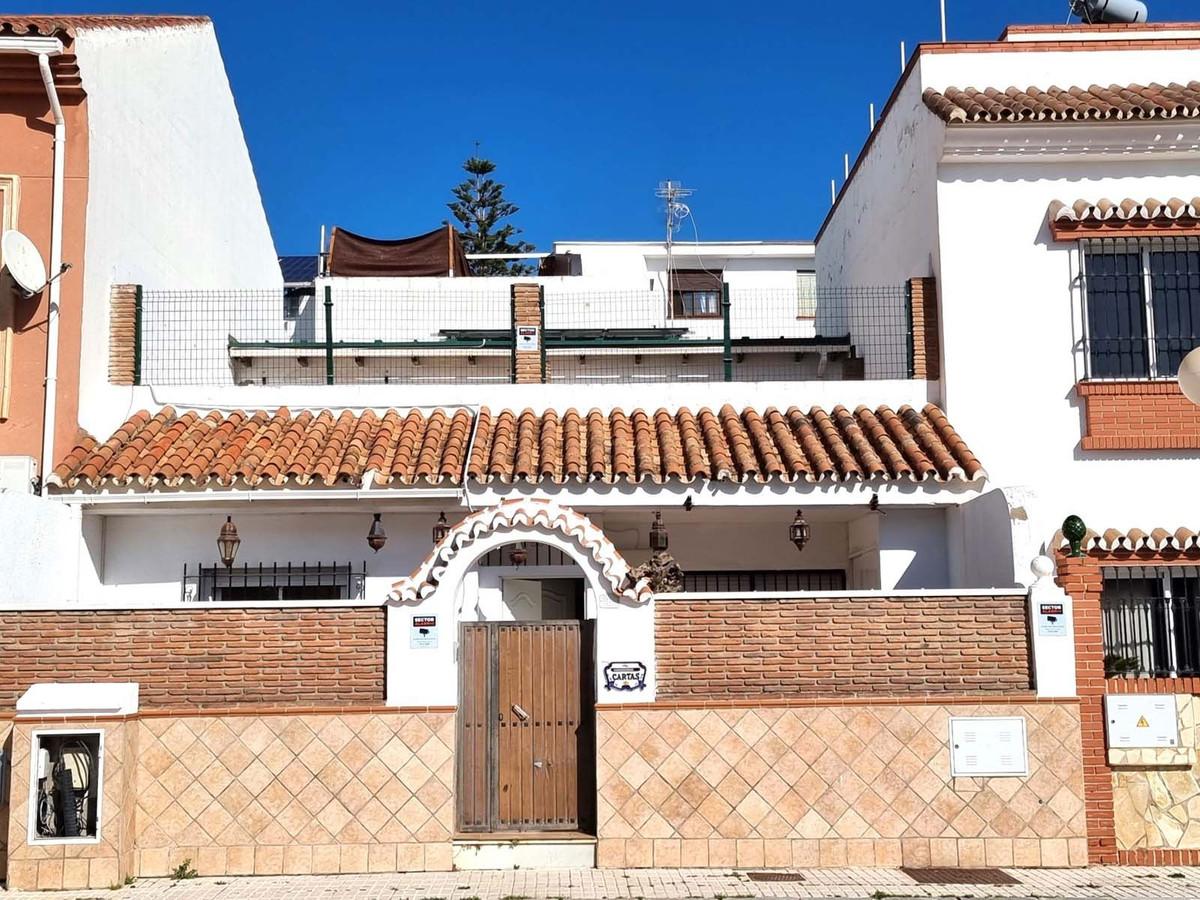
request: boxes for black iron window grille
[681,569,847,593]
[181,562,366,603]
[1081,236,1200,379]
[1102,565,1200,677]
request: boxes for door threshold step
[452,833,596,869]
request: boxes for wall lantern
[789,508,811,553]
[509,542,528,567]
[217,515,241,569]
[432,511,449,546]
[367,513,387,553]
[649,511,669,554]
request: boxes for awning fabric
[327,225,473,277]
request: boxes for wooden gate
[457,621,593,833]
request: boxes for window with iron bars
[1081,236,1200,380]
[1101,565,1200,677]
[181,562,366,603]
[681,570,846,593]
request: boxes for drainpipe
[0,37,65,490]
[37,51,66,493]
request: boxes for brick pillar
[511,283,544,384]
[908,276,941,380]
[1056,553,1116,863]
[108,283,141,385]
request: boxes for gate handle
[511,704,530,721]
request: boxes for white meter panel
[949,716,1029,777]
[1105,694,1179,749]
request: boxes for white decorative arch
[389,498,652,606]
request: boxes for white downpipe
[37,51,66,492]
[0,38,64,488]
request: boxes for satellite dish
[1178,346,1200,406]
[1,230,48,296]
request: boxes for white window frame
[26,727,105,846]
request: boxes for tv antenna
[656,180,693,252]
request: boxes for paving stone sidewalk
[4,867,1200,900]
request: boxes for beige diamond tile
[318,717,356,753]
[735,790,771,827]
[200,719,239,755]
[396,716,433,750]
[260,738,295,776]
[198,760,235,798]
[239,759,275,797]
[279,717,315,751]
[396,796,431,833]
[176,781,215,819]
[357,758,393,793]
[160,720,196,755]
[239,719,277,755]
[340,776,376,814]
[676,733,711,766]
[196,799,234,841]
[298,778,334,815]
[218,780,254,816]
[222,741,256,776]
[297,736,335,775]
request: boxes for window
[182,562,366,602]
[682,569,846,592]
[1102,565,1200,677]
[797,271,817,319]
[670,270,723,318]
[1083,237,1200,379]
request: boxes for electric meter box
[1105,694,1179,749]
[949,716,1029,777]
[28,730,103,842]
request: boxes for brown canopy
[328,224,473,277]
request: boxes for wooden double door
[457,621,595,833]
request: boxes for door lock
[533,759,545,769]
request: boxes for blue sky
[28,0,1200,252]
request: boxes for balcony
[128,278,920,386]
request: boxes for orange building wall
[0,59,88,478]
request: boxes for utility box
[0,455,37,492]
[1105,694,1179,749]
[949,716,1029,777]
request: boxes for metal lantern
[509,542,528,567]
[432,511,449,546]
[789,508,811,553]
[217,515,241,569]
[366,513,387,553]
[649,511,669,554]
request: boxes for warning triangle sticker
[1136,716,1150,728]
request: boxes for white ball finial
[1031,555,1055,580]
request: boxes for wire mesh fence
[541,284,910,382]
[140,285,512,386]
[1080,235,1200,381]
[136,281,915,385]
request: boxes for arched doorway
[388,500,652,840]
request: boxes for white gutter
[52,486,467,508]
[0,37,68,490]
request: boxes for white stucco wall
[0,492,85,603]
[817,35,1200,559]
[73,21,280,438]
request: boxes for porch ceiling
[49,403,985,492]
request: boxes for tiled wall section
[130,710,454,877]
[1112,694,1200,852]
[5,717,138,891]
[596,703,1087,869]
[1077,380,1200,450]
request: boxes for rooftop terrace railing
[132,281,916,386]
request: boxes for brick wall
[511,283,543,384]
[1076,380,1200,450]
[655,594,1031,699]
[908,277,941,381]
[0,606,384,708]
[108,283,139,385]
[1056,554,1117,864]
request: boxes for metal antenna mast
[656,180,694,253]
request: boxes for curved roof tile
[49,403,986,491]
[924,82,1200,124]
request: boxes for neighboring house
[817,20,1200,865]
[0,13,1196,891]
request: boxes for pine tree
[448,156,535,276]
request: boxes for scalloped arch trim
[389,499,652,605]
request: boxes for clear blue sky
[27,1,1200,252]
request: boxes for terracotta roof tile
[0,15,209,38]
[49,404,986,491]
[923,82,1200,124]
[1048,197,1200,238]
[1055,526,1200,554]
